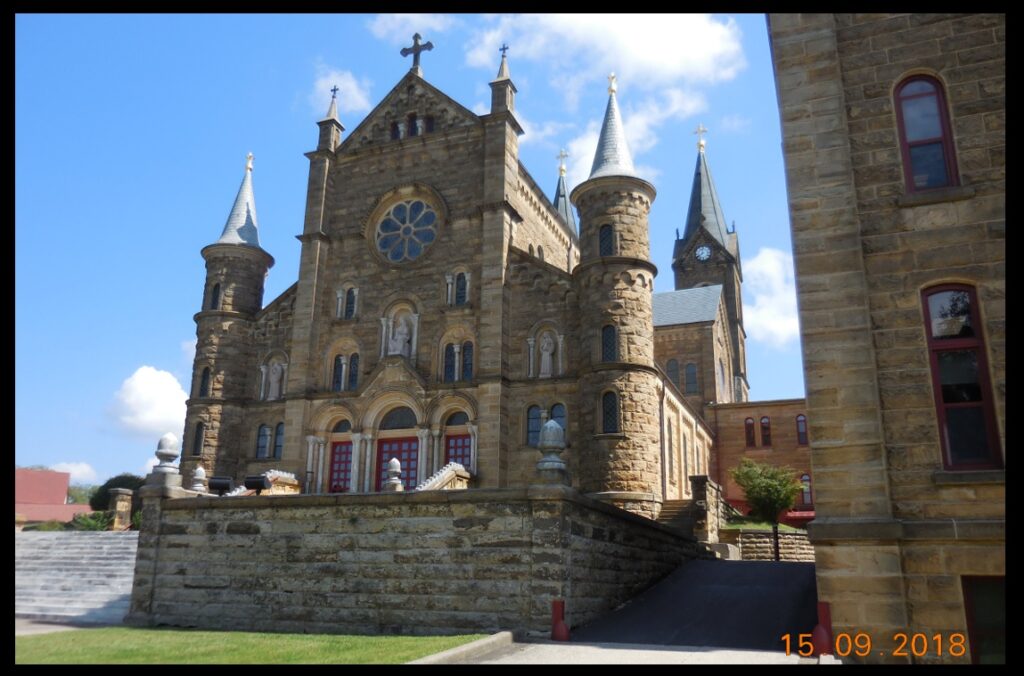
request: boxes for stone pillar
[259,364,268,400]
[336,290,344,317]
[468,423,479,474]
[557,333,565,376]
[362,434,375,491]
[416,427,431,485]
[349,433,363,493]
[305,435,319,491]
[410,314,420,366]
[453,343,462,381]
[314,437,326,493]
[445,273,454,305]
[379,317,389,358]
[526,337,536,377]
[431,428,442,473]
[464,272,472,302]
[109,488,133,531]
[352,288,359,316]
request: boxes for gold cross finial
[607,72,617,95]
[694,123,708,152]
[246,152,254,171]
[557,149,569,176]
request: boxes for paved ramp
[571,559,818,651]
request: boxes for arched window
[538,245,545,262]
[602,392,619,433]
[666,359,680,389]
[760,416,772,447]
[446,411,469,426]
[599,224,614,256]
[380,406,417,430]
[800,474,812,506]
[895,75,958,192]
[745,418,756,448]
[347,354,359,391]
[454,273,467,305]
[550,403,566,432]
[461,341,474,381]
[199,368,211,398]
[796,414,809,446]
[191,422,204,457]
[390,122,400,140]
[922,285,1001,469]
[332,419,352,434]
[684,363,699,394]
[601,325,617,362]
[255,425,271,459]
[328,441,353,493]
[273,423,285,459]
[529,244,535,256]
[344,288,357,319]
[526,405,542,446]
[331,355,345,392]
[443,344,456,383]
[209,283,221,310]
[407,113,418,137]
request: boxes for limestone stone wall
[719,529,815,562]
[127,485,709,635]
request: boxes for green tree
[67,484,97,505]
[89,473,145,511]
[729,458,802,561]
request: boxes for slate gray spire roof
[554,150,576,230]
[680,146,728,248]
[494,44,511,81]
[588,73,639,180]
[215,153,261,247]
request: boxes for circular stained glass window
[375,199,438,263]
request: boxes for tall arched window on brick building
[461,342,474,381]
[599,224,614,256]
[602,391,619,434]
[443,344,456,383]
[922,285,1001,469]
[667,359,680,389]
[800,473,812,506]
[273,423,285,459]
[684,363,699,394]
[526,405,541,446]
[191,422,205,457]
[331,355,345,392]
[895,75,959,192]
[796,414,809,446]
[209,283,221,310]
[744,418,756,448]
[760,416,772,447]
[199,367,211,398]
[347,354,359,391]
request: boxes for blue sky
[15,13,804,485]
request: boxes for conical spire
[494,43,511,81]
[680,141,728,248]
[321,85,340,123]
[215,153,262,247]
[554,149,576,229]
[588,73,638,180]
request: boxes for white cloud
[719,113,752,133]
[368,14,457,43]
[517,113,572,148]
[743,248,801,349]
[465,14,745,97]
[49,462,98,485]
[471,101,488,116]
[142,456,160,475]
[310,64,373,116]
[180,338,196,365]
[111,366,188,439]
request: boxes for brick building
[179,44,808,523]
[768,13,1004,664]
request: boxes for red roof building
[15,468,93,523]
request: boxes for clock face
[695,245,712,261]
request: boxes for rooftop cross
[607,72,617,94]
[557,149,569,176]
[401,33,434,71]
[500,43,509,57]
[694,122,708,151]
[330,85,339,98]
[246,152,254,172]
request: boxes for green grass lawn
[721,518,806,533]
[16,627,485,664]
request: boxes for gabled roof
[681,149,728,248]
[653,285,723,326]
[214,154,262,247]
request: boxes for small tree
[729,458,802,561]
[89,473,145,511]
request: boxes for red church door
[444,434,472,469]
[328,442,353,493]
[375,437,419,491]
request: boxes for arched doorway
[375,406,419,490]
[442,411,472,471]
[327,419,353,493]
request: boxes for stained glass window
[375,199,438,263]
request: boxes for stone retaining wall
[127,484,710,635]
[719,529,815,562]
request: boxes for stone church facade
[178,50,766,521]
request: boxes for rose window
[375,199,438,263]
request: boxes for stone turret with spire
[318,85,345,153]
[570,73,663,519]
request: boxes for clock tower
[671,132,748,401]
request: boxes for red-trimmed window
[744,418,756,448]
[375,437,419,491]
[760,416,771,447]
[962,576,1005,664]
[445,434,472,468]
[328,442,352,493]
[922,285,1002,470]
[894,75,958,192]
[796,414,809,446]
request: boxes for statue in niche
[539,332,555,378]
[388,316,412,358]
[267,362,285,400]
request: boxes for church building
[180,38,804,522]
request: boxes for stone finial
[190,463,208,492]
[536,419,569,485]
[383,457,404,492]
[246,152,254,171]
[154,433,180,474]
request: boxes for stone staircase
[656,499,695,535]
[16,531,139,625]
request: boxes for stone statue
[267,362,284,400]
[539,332,555,378]
[388,317,411,358]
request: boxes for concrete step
[17,595,132,609]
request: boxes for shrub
[69,511,115,531]
[22,520,68,532]
[89,473,145,511]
